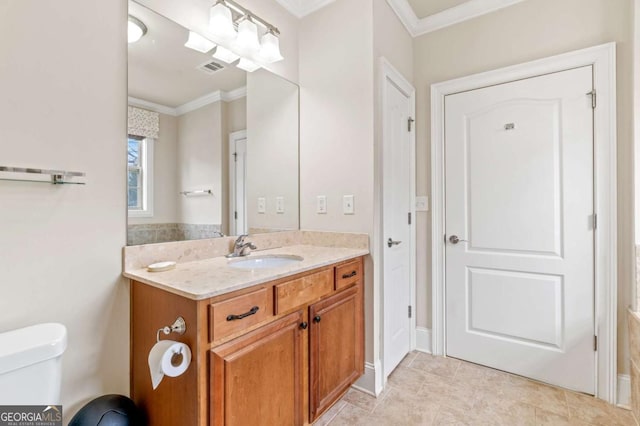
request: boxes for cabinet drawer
[275,269,333,314]
[335,260,362,290]
[209,288,271,342]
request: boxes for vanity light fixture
[259,29,283,63]
[212,46,240,64]
[128,16,147,44]
[184,31,217,53]
[185,0,283,70]
[236,58,261,72]
[210,0,283,65]
[209,1,237,41]
[233,18,261,56]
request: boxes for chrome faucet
[226,234,257,258]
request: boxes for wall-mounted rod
[180,189,213,196]
[0,166,86,185]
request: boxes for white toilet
[0,323,67,405]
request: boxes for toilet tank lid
[0,323,68,375]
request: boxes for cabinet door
[210,311,304,426]
[309,285,364,421]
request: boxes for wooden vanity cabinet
[130,256,364,426]
[309,285,364,422]
[210,311,304,426]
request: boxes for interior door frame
[378,57,417,382]
[430,43,617,403]
[229,130,247,236]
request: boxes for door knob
[448,235,468,245]
[387,238,402,248]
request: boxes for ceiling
[406,0,471,19]
[128,1,246,108]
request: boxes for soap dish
[147,261,177,272]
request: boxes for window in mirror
[128,135,154,217]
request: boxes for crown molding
[386,0,526,37]
[129,86,248,117]
[128,97,177,116]
[274,0,336,18]
[222,86,248,102]
[175,91,223,116]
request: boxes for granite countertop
[123,244,369,300]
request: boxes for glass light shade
[184,31,216,53]
[209,3,237,41]
[259,31,283,63]
[128,17,146,44]
[236,58,261,72]
[233,19,260,56]
[212,46,240,64]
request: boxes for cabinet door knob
[313,315,321,323]
[299,322,308,330]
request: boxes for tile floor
[315,352,638,426]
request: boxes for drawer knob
[313,315,321,324]
[341,270,357,279]
[300,322,308,330]
[226,306,260,321]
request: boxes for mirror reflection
[126,1,299,246]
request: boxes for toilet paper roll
[148,340,192,390]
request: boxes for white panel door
[229,131,247,236]
[445,66,595,394]
[383,76,413,377]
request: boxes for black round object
[68,394,145,426]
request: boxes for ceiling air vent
[197,60,225,75]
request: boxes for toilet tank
[0,323,67,405]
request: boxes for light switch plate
[415,196,429,212]
[257,197,266,214]
[343,195,354,215]
[317,195,327,214]
[276,197,285,214]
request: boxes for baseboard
[617,374,631,408]
[353,360,384,396]
[415,327,432,354]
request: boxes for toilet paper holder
[156,316,187,342]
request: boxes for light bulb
[233,19,260,56]
[209,2,237,41]
[184,31,216,53]
[259,31,283,63]
[237,58,261,72]
[212,46,240,64]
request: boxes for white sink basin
[228,255,304,270]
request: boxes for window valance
[128,106,159,139]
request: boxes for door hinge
[233,152,238,162]
[234,211,238,220]
[408,306,412,318]
[587,90,596,109]
[594,335,598,351]
[408,212,412,225]
[593,213,598,230]
[408,117,415,132]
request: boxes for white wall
[247,70,299,232]
[226,97,247,134]
[178,102,224,225]
[129,112,179,225]
[413,0,634,374]
[0,0,128,422]
[299,0,375,362]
